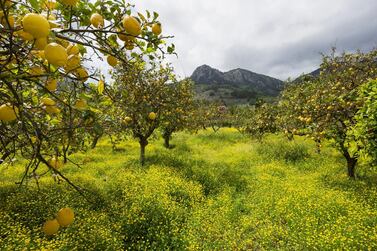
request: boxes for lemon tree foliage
[190,101,231,133]
[351,79,377,166]
[110,62,185,165]
[160,79,195,148]
[230,105,254,133]
[243,100,278,141]
[279,49,377,178]
[0,0,174,187]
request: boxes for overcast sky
[129,0,377,80]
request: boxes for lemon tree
[160,79,195,148]
[109,62,181,165]
[243,100,278,141]
[279,49,377,178]
[0,0,174,187]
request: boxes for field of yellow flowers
[1,128,377,250]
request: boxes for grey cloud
[132,0,377,80]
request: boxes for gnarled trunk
[139,137,148,166]
[342,148,357,179]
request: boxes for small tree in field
[110,62,182,165]
[194,101,230,132]
[160,79,195,148]
[277,78,315,141]
[244,100,278,141]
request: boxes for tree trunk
[163,130,172,149]
[62,146,68,164]
[342,148,357,179]
[139,138,148,166]
[164,135,170,149]
[346,156,357,179]
[91,135,101,149]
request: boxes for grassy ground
[1,128,377,250]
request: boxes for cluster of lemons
[0,0,163,122]
[42,207,75,236]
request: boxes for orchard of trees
[1,0,377,240]
[229,48,377,179]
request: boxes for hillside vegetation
[1,129,376,250]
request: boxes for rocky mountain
[190,65,284,105]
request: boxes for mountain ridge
[190,64,284,105]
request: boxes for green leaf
[29,0,39,9]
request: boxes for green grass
[1,128,377,250]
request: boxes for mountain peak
[190,64,284,98]
[191,65,224,84]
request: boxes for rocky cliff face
[191,64,284,96]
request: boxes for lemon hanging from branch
[0,104,18,122]
[152,23,162,35]
[22,13,50,39]
[90,13,104,28]
[122,16,141,36]
[44,43,68,67]
[107,55,118,67]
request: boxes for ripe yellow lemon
[66,43,79,55]
[41,97,56,106]
[65,54,80,71]
[45,79,58,92]
[122,16,141,36]
[106,55,118,67]
[48,157,63,169]
[56,208,74,227]
[0,104,18,122]
[74,67,88,82]
[90,13,104,28]
[22,13,50,38]
[61,0,78,6]
[75,99,87,110]
[152,23,162,35]
[42,219,60,236]
[45,105,60,114]
[148,112,157,120]
[34,37,48,50]
[44,43,68,67]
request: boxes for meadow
[1,128,377,250]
